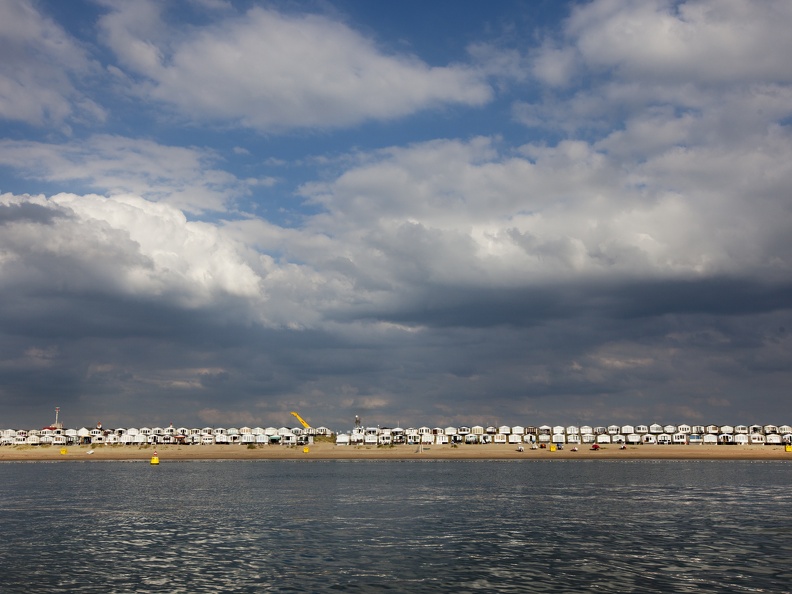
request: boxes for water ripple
[0,460,790,592]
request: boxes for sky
[1,0,791,431]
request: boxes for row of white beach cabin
[334,424,792,446]
[0,425,333,446]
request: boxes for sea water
[0,460,790,593]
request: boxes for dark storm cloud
[356,276,792,329]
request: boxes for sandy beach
[1,443,790,462]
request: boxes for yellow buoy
[303,446,310,454]
[60,448,67,455]
[549,444,557,452]
[150,450,160,465]
[785,444,791,452]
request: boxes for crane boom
[290,411,311,429]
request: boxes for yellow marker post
[549,444,557,452]
[303,447,310,454]
[60,448,67,455]
[785,444,791,452]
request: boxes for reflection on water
[0,460,790,592]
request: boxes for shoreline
[1,443,790,462]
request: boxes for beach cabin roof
[499,425,512,434]
[580,425,593,434]
[663,424,677,433]
[649,424,663,433]
[677,424,691,433]
[511,426,525,435]
[621,425,634,435]
[779,425,792,434]
[565,426,579,434]
[471,426,484,434]
[552,425,565,435]
[444,427,457,435]
[635,425,649,433]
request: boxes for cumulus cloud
[0,0,105,128]
[521,0,792,134]
[0,135,249,213]
[296,134,792,288]
[0,192,262,306]
[567,0,792,84]
[97,1,493,131]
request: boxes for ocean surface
[0,460,790,593]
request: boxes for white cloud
[0,0,105,128]
[0,135,246,213]
[568,0,792,84]
[0,192,262,307]
[98,2,493,131]
[521,0,792,135]
[531,46,578,88]
[295,132,792,287]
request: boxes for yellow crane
[290,411,311,430]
